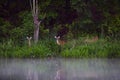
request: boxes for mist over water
[0,58,120,80]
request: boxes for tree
[30,0,41,43]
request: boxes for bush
[0,38,120,58]
[61,38,120,58]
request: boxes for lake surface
[0,58,120,80]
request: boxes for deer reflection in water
[54,60,66,80]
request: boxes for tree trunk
[34,25,39,43]
[101,26,104,39]
[30,0,40,43]
[30,0,46,43]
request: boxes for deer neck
[28,40,31,47]
[56,39,61,45]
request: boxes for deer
[54,36,66,46]
[54,36,67,53]
[84,36,98,43]
[26,36,32,47]
[54,36,76,53]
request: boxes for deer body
[55,36,66,46]
[85,36,98,43]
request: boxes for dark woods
[0,0,120,42]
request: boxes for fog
[0,58,120,80]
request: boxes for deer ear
[26,36,29,39]
[58,36,60,39]
[54,36,57,38]
[30,37,32,39]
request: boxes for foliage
[4,11,33,44]
[0,38,119,58]
[1,0,120,40]
[61,38,120,58]
[0,39,53,58]
[0,0,120,58]
[0,18,13,40]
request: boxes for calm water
[0,58,120,80]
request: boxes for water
[0,58,120,80]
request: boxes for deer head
[54,36,66,46]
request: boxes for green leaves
[0,18,13,38]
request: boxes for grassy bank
[0,38,120,58]
[61,39,120,58]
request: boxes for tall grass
[0,38,120,58]
[0,39,54,58]
[61,38,120,58]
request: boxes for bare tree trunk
[30,0,40,44]
[30,0,46,43]
[34,24,39,43]
[101,26,104,39]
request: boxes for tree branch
[36,0,39,16]
[33,0,36,16]
[29,0,34,17]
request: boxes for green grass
[61,39,120,58]
[0,38,120,58]
[0,39,54,58]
